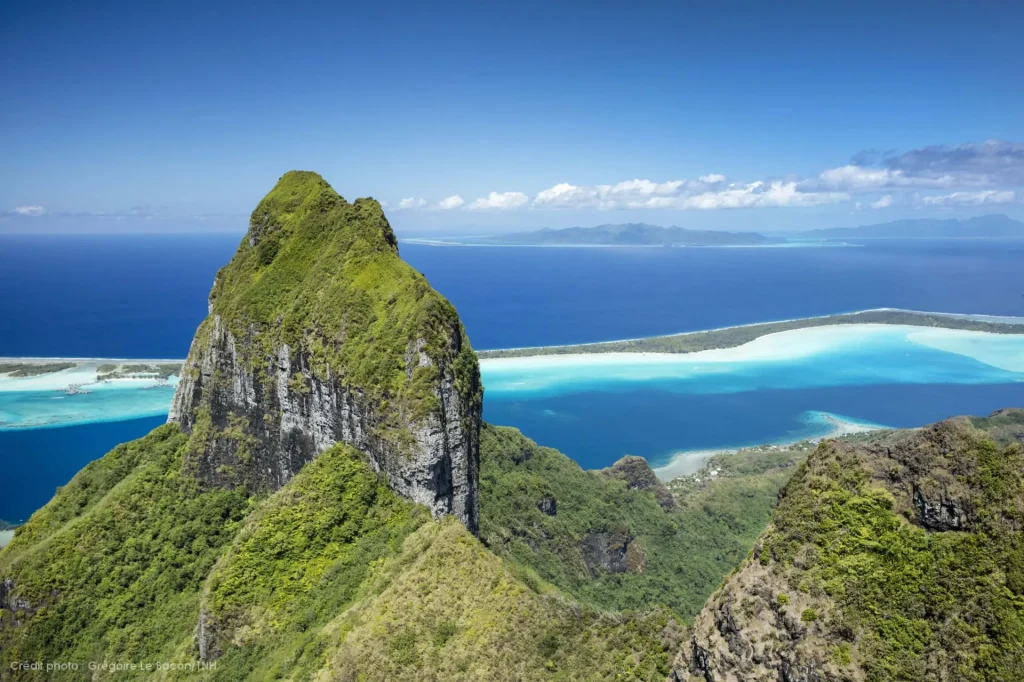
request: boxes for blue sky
[2,0,1023,234]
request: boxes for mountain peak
[171,172,482,531]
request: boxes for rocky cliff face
[673,409,1024,682]
[168,171,483,531]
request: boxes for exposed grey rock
[582,531,638,574]
[537,495,557,516]
[0,578,38,629]
[913,486,969,531]
[169,313,482,534]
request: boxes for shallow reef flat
[0,359,182,430]
[3,320,1023,432]
[480,324,1024,396]
[477,308,1024,358]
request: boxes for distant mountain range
[799,213,1024,240]
[489,222,780,246]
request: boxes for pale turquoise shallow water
[3,325,1022,435]
[480,325,1024,397]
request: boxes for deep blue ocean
[2,234,1023,523]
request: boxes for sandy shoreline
[652,413,887,481]
[476,308,1024,355]
[0,530,14,549]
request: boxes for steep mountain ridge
[0,173,688,681]
[169,171,482,530]
[674,409,1024,682]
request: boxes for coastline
[0,359,184,394]
[477,308,1024,358]
[652,412,888,481]
[0,530,14,549]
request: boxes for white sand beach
[480,325,1024,397]
[652,412,886,481]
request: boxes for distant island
[799,213,1024,240]
[479,223,781,247]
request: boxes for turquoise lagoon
[2,323,1023,522]
[0,362,178,430]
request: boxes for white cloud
[816,165,956,192]
[533,183,593,208]
[14,205,45,216]
[398,197,426,210]
[919,190,1016,207]
[533,178,847,210]
[435,195,465,211]
[387,139,1024,217]
[533,178,689,210]
[467,191,529,211]
[676,181,848,210]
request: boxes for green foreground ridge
[2,172,1022,681]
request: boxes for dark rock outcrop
[912,485,969,531]
[582,531,645,574]
[602,455,677,510]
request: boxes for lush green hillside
[1,172,699,681]
[478,425,804,620]
[203,171,475,412]
[0,427,684,681]
[682,409,1024,682]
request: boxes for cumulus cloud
[14,205,45,216]
[435,195,465,211]
[467,191,528,211]
[884,140,1024,185]
[815,165,955,191]
[534,178,846,210]
[533,178,708,210]
[831,140,1024,194]
[387,139,1022,216]
[919,190,1016,207]
[675,181,847,210]
[398,197,426,210]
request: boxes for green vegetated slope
[0,427,682,681]
[202,170,476,415]
[686,409,1024,682]
[478,425,805,620]
[0,171,699,681]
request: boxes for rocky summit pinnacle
[168,171,483,532]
